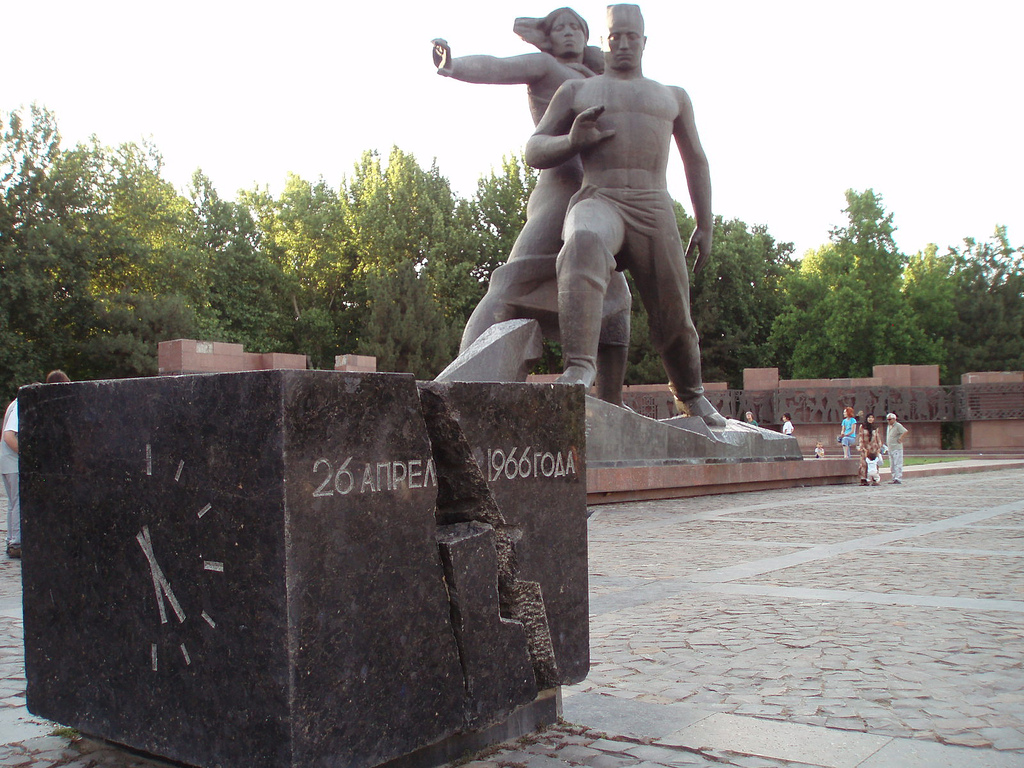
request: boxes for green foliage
[769,189,943,379]
[239,174,354,367]
[623,296,663,385]
[341,147,483,368]
[356,261,459,378]
[1,105,93,396]
[943,227,1024,381]
[470,153,537,282]
[3,106,1022,395]
[77,292,199,378]
[625,205,795,387]
[689,213,795,387]
[343,147,484,324]
[187,171,287,351]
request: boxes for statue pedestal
[20,372,587,768]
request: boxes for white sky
[4,0,1022,257]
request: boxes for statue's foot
[680,395,728,428]
[701,412,728,428]
[557,364,596,389]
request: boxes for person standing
[1,396,21,558]
[1,370,69,559]
[856,414,882,486]
[781,413,794,436]
[839,406,857,459]
[885,412,908,484]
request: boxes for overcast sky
[5,0,1022,257]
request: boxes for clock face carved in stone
[136,442,225,672]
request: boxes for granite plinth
[586,396,802,466]
[19,371,588,768]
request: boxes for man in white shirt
[885,412,908,485]
[1,399,20,558]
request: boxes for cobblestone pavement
[1,467,1023,767]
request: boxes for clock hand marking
[136,526,186,624]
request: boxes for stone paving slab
[739,548,1024,600]
[659,713,893,768]
[856,736,1024,768]
[561,692,707,739]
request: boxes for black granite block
[436,521,537,727]
[280,372,466,767]
[418,382,589,686]
[19,372,589,768]
[20,371,465,768]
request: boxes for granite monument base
[586,397,802,466]
[19,371,587,768]
[436,319,801,470]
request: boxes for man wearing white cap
[526,3,725,427]
[885,413,908,484]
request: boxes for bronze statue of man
[432,8,632,406]
[526,3,725,426]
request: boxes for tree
[239,174,354,367]
[902,243,956,377]
[944,227,1024,381]
[689,213,795,387]
[769,189,941,379]
[187,171,288,352]
[357,260,459,378]
[0,105,98,395]
[343,148,481,370]
[69,139,214,379]
[470,153,537,284]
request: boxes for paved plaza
[0,466,1022,767]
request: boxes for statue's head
[515,8,603,70]
[603,4,646,71]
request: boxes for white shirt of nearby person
[1,401,17,474]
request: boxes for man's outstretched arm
[673,87,713,273]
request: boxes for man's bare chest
[574,78,678,123]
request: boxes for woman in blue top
[839,406,857,458]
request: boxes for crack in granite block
[436,521,538,727]
[420,384,563,690]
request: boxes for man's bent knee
[557,229,617,292]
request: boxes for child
[781,413,794,436]
[814,441,825,459]
[865,451,882,485]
